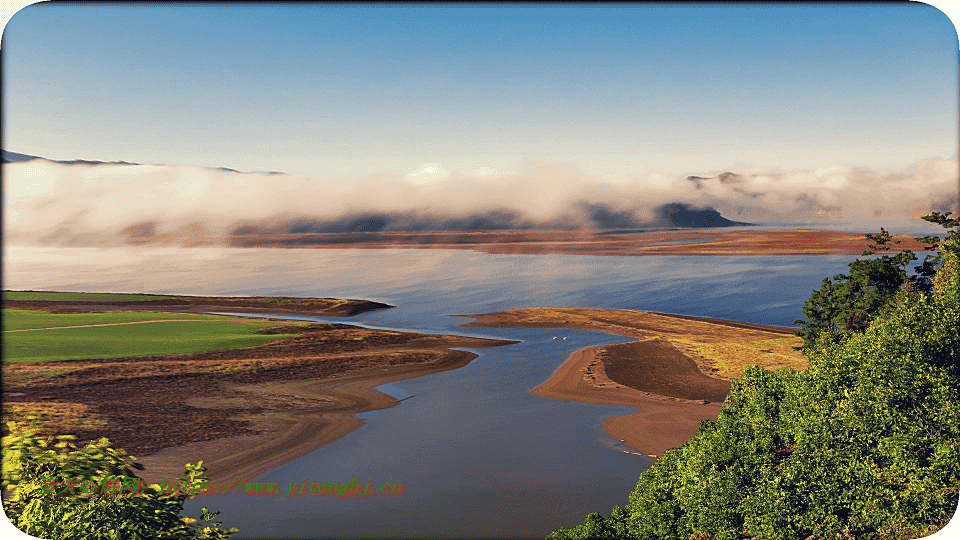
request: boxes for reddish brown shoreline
[136,228,931,256]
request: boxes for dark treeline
[549,212,960,540]
[227,202,750,235]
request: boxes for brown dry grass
[2,401,108,433]
[468,307,808,456]
[459,307,807,379]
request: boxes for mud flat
[205,228,930,256]
[460,307,806,457]
[2,291,394,317]
[135,345,492,483]
[531,345,723,457]
[2,293,517,482]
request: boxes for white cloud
[403,163,450,185]
[2,155,956,245]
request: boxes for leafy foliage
[550,214,960,540]
[2,422,238,540]
[914,212,960,293]
[794,213,957,351]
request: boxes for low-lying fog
[3,154,957,246]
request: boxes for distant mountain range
[2,150,43,163]
[3,149,752,230]
[2,149,139,166]
[2,149,286,174]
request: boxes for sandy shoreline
[6,296,802,482]
[140,334,729,481]
[532,345,722,457]
[137,351,476,483]
[2,298,517,483]
[463,307,805,457]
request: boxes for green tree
[2,421,238,540]
[914,211,960,293]
[550,212,960,540]
[795,213,958,351]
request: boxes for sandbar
[461,307,805,457]
[532,345,722,457]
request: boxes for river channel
[4,246,858,538]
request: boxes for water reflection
[4,246,850,327]
[4,246,857,538]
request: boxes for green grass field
[1,309,219,331]
[2,291,175,302]
[2,311,301,362]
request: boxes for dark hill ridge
[657,202,751,228]
[1,149,277,173]
[2,149,139,166]
[229,203,752,235]
[5,149,752,231]
[2,150,44,163]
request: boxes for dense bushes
[550,215,959,540]
[2,422,237,540]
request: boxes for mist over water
[4,156,956,246]
[4,148,954,536]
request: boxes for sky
[3,3,958,177]
[1,3,959,243]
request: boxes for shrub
[2,421,237,540]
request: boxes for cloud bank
[3,156,957,246]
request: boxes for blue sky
[2,3,958,178]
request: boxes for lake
[3,246,858,538]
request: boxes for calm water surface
[4,246,858,538]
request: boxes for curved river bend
[5,246,857,538]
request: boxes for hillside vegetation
[549,213,960,540]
